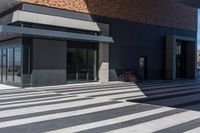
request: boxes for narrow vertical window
[7,48,14,82]
[0,50,2,82]
[14,47,21,83]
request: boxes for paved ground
[0,80,200,133]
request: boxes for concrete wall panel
[32,39,67,86]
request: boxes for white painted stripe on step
[0,97,119,118]
[46,107,173,133]
[0,92,57,100]
[0,95,70,105]
[0,91,52,99]
[0,88,37,94]
[70,88,140,97]
[0,90,35,95]
[0,88,22,93]
[184,127,200,133]
[0,102,136,129]
[93,92,146,100]
[65,86,140,95]
[112,95,147,101]
[0,96,77,109]
[108,111,200,133]
[34,84,137,91]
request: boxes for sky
[197,10,200,50]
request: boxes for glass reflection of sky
[7,48,21,65]
[15,48,21,65]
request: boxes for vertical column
[98,24,110,83]
[166,36,176,80]
[186,41,197,79]
[99,43,109,82]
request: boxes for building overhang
[0,25,114,43]
[5,10,103,32]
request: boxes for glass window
[23,46,31,85]
[139,56,147,80]
[7,48,14,82]
[14,47,21,83]
[88,50,97,81]
[78,50,87,81]
[2,49,7,83]
[67,48,97,82]
[67,49,77,81]
[0,50,1,82]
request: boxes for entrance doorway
[176,40,187,78]
[139,56,147,80]
[166,36,196,80]
[67,48,97,83]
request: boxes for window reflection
[0,47,21,84]
[2,49,7,83]
[14,47,21,83]
[7,48,14,82]
[67,49,97,82]
[0,50,1,82]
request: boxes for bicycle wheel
[119,74,127,82]
[130,75,138,83]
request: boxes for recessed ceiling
[0,0,20,14]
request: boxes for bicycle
[119,71,138,83]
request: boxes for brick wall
[19,0,197,31]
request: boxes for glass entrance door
[88,50,97,81]
[67,49,77,81]
[78,50,87,81]
[139,56,147,80]
[67,49,97,83]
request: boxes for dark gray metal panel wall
[32,39,67,86]
[107,19,196,79]
[186,42,197,78]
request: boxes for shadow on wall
[128,80,200,112]
[83,0,196,31]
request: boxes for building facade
[0,0,197,87]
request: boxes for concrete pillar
[99,43,109,82]
[98,24,110,83]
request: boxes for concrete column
[99,43,109,82]
[98,24,110,83]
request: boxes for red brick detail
[18,0,197,31]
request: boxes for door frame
[139,56,148,80]
[166,35,197,80]
[66,48,98,83]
